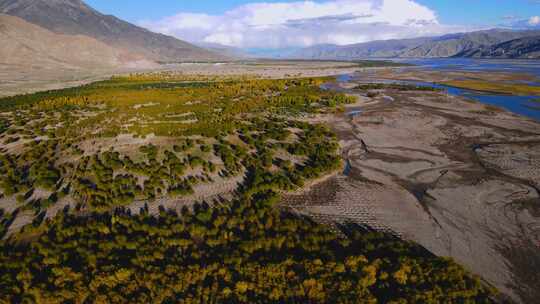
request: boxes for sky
[86,0,540,48]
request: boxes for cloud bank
[503,15,540,29]
[140,0,472,48]
[529,16,540,26]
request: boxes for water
[363,59,540,121]
[405,81,540,121]
[435,85,540,120]
[347,110,363,117]
[393,58,540,79]
[337,74,353,82]
[370,80,540,121]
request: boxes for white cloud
[139,0,472,48]
[502,15,540,29]
[529,16,540,26]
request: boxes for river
[352,59,540,121]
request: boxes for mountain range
[455,35,540,59]
[0,0,225,69]
[291,30,540,60]
[0,0,539,73]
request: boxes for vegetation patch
[0,73,353,226]
[442,80,540,96]
[0,193,496,303]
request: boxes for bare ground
[0,61,368,97]
[283,84,540,303]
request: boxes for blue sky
[85,0,540,48]
[86,0,539,26]
[416,0,540,26]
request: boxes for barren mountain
[293,29,540,60]
[0,13,148,69]
[456,36,540,59]
[400,30,537,58]
[292,38,431,60]
[0,0,225,62]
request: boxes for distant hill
[0,13,149,69]
[0,0,226,62]
[292,29,540,60]
[292,38,431,60]
[455,36,540,59]
[400,30,538,58]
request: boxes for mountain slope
[292,29,540,60]
[400,30,538,58]
[455,36,540,59]
[0,0,225,62]
[0,13,147,69]
[292,38,431,60]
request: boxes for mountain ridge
[455,35,540,59]
[292,29,540,60]
[0,13,151,70]
[0,0,226,62]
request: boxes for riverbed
[352,59,540,121]
[293,68,540,303]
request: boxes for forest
[0,191,496,303]
[0,73,351,218]
[0,73,497,303]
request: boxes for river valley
[285,65,540,303]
